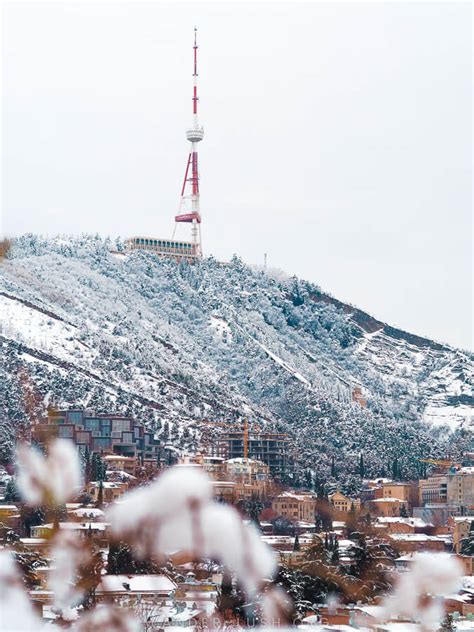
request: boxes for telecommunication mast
[173,27,203,256]
[127,28,204,262]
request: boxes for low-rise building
[212,481,236,504]
[374,517,433,535]
[457,554,474,576]
[30,522,109,545]
[382,482,416,506]
[369,497,409,517]
[450,516,473,553]
[103,455,137,476]
[96,574,176,603]
[0,505,19,521]
[87,480,127,504]
[225,458,271,498]
[178,455,226,480]
[0,504,20,530]
[328,491,361,514]
[389,533,451,553]
[272,491,317,522]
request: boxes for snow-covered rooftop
[97,574,176,594]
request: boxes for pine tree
[4,478,20,502]
[83,446,92,483]
[359,453,365,478]
[293,532,300,552]
[331,456,336,477]
[399,503,409,518]
[91,453,106,482]
[346,502,357,536]
[96,480,104,508]
[438,613,455,631]
[392,458,399,481]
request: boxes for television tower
[173,27,203,256]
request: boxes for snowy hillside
[0,235,472,489]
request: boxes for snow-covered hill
[0,235,472,489]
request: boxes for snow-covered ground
[424,405,473,432]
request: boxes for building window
[111,419,132,432]
[85,418,101,432]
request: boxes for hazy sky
[2,1,472,349]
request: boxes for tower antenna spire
[193,26,198,116]
[174,27,203,256]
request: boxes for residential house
[87,480,127,504]
[96,574,176,604]
[103,454,137,476]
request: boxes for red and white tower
[173,27,203,256]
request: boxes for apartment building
[419,475,448,505]
[447,467,474,513]
[33,409,159,462]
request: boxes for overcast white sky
[1,1,472,349]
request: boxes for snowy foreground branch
[0,440,465,630]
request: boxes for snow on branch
[107,466,276,597]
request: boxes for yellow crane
[418,458,461,470]
[196,417,262,461]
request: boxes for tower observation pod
[126,28,204,262]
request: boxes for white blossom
[71,604,141,632]
[381,553,463,627]
[17,439,82,506]
[48,531,86,616]
[0,550,47,631]
[107,466,276,596]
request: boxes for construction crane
[418,458,461,470]
[196,418,263,461]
